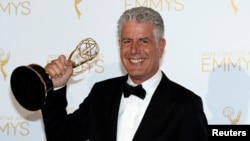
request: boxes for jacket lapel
[133,73,176,141]
[102,76,128,141]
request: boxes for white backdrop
[1,0,250,140]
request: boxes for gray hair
[117,6,165,43]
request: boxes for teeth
[130,59,143,63]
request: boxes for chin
[128,71,143,77]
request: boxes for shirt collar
[127,70,162,98]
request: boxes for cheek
[120,50,125,58]
[120,47,125,54]
[155,47,163,58]
[120,47,130,56]
[147,48,158,57]
[120,49,128,62]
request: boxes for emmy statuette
[10,38,99,111]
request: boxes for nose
[130,42,140,54]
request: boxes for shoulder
[161,72,202,102]
[92,75,127,88]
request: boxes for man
[42,6,208,141]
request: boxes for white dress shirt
[117,70,162,141]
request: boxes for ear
[158,38,166,58]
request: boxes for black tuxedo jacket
[42,72,208,141]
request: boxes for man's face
[119,22,165,84]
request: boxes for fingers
[44,55,74,88]
[45,55,68,78]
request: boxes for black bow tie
[123,83,146,99]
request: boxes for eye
[121,39,132,46]
[139,39,149,46]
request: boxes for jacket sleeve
[178,96,208,141]
[41,86,89,141]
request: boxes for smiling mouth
[130,58,144,64]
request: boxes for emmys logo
[124,0,184,12]
[47,38,104,75]
[47,53,104,75]
[223,106,241,124]
[74,0,82,19]
[0,49,10,81]
[230,0,238,15]
[0,0,31,16]
[201,50,250,72]
[0,116,30,136]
